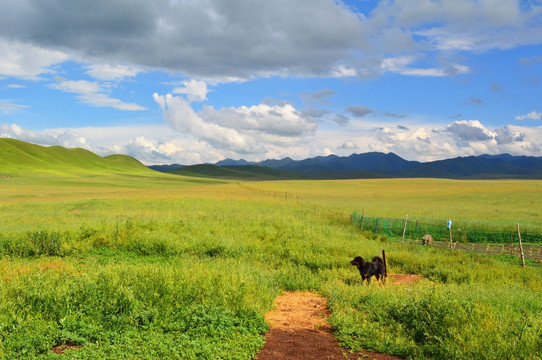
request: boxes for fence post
[448,218,453,252]
[402,215,408,243]
[510,232,514,255]
[360,209,365,230]
[517,224,526,268]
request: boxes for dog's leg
[376,274,385,288]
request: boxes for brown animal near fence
[422,234,433,245]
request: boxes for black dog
[350,256,386,286]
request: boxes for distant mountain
[258,157,297,169]
[215,158,252,166]
[396,154,542,179]
[152,152,542,180]
[275,152,420,174]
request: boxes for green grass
[0,147,541,359]
[247,178,542,233]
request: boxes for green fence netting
[351,211,542,244]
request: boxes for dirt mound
[255,291,403,360]
[388,273,424,285]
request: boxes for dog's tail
[372,256,383,263]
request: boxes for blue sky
[1,0,541,165]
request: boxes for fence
[351,211,542,244]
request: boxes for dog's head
[350,256,365,267]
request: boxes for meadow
[0,174,541,359]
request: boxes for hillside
[171,164,304,180]
[0,138,153,176]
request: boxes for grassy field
[0,172,541,359]
[247,179,542,232]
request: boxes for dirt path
[254,287,408,360]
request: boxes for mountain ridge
[152,152,542,179]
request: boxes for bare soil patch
[50,343,83,355]
[387,273,424,285]
[255,291,403,360]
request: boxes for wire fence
[235,183,542,262]
[351,211,542,244]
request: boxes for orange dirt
[387,273,424,285]
[50,344,82,355]
[254,291,404,360]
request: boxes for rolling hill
[0,138,153,176]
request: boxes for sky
[1,0,541,165]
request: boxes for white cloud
[153,93,317,153]
[516,110,542,121]
[0,39,70,79]
[6,84,26,89]
[0,0,367,79]
[86,64,141,81]
[372,0,542,52]
[381,56,470,77]
[3,118,542,166]
[49,79,147,111]
[339,139,358,150]
[0,101,28,113]
[446,120,497,142]
[173,79,209,102]
[154,93,254,152]
[0,123,90,149]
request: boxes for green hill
[0,138,152,176]
[171,164,305,180]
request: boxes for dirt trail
[254,287,409,360]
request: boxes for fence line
[351,211,542,244]
[235,183,542,262]
[236,182,348,218]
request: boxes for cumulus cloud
[153,93,316,154]
[49,79,147,110]
[173,79,209,102]
[345,121,538,162]
[515,110,542,121]
[446,120,496,143]
[1,123,90,149]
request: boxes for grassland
[0,155,541,359]
[247,178,542,233]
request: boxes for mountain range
[151,152,542,179]
[2,138,540,180]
